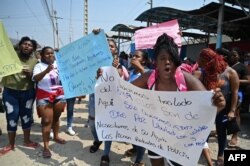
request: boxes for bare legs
[38,104,53,151]
[53,102,65,143]
[38,101,66,158]
[229,106,240,147]
[202,148,213,166]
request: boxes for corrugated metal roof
[224,0,250,8]
[135,2,250,40]
[111,24,144,33]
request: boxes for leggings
[215,109,227,157]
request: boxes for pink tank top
[147,67,187,91]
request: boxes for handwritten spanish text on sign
[134,19,182,51]
[0,21,22,77]
[56,30,112,98]
[95,66,217,166]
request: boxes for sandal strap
[43,149,52,158]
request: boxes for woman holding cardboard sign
[131,33,226,166]
[0,37,38,156]
[89,29,129,166]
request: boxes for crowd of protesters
[0,30,249,166]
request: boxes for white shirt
[33,61,62,94]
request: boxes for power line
[119,1,147,24]
[40,0,56,47]
[154,0,164,6]
[40,0,63,48]
[23,0,51,39]
[24,0,42,24]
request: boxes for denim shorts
[3,87,35,131]
[36,97,66,107]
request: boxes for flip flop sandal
[228,141,238,148]
[24,142,39,148]
[54,138,66,144]
[0,145,14,157]
[228,144,242,150]
[43,149,52,158]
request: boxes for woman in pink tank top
[131,33,226,166]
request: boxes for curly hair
[200,48,227,90]
[153,33,181,67]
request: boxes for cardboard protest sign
[135,19,182,51]
[95,66,217,166]
[56,30,113,98]
[0,21,22,77]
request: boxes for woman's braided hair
[153,33,181,67]
[200,48,227,90]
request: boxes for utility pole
[69,0,73,43]
[84,0,88,36]
[147,0,153,26]
[53,10,62,49]
[149,0,153,9]
[216,0,225,49]
[51,0,56,49]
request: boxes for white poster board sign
[95,67,217,166]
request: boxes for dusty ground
[0,96,249,166]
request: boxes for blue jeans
[66,97,76,128]
[88,94,99,141]
[133,144,146,163]
[103,141,112,156]
[88,94,95,117]
[3,88,35,131]
[89,117,99,141]
[88,94,113,155]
